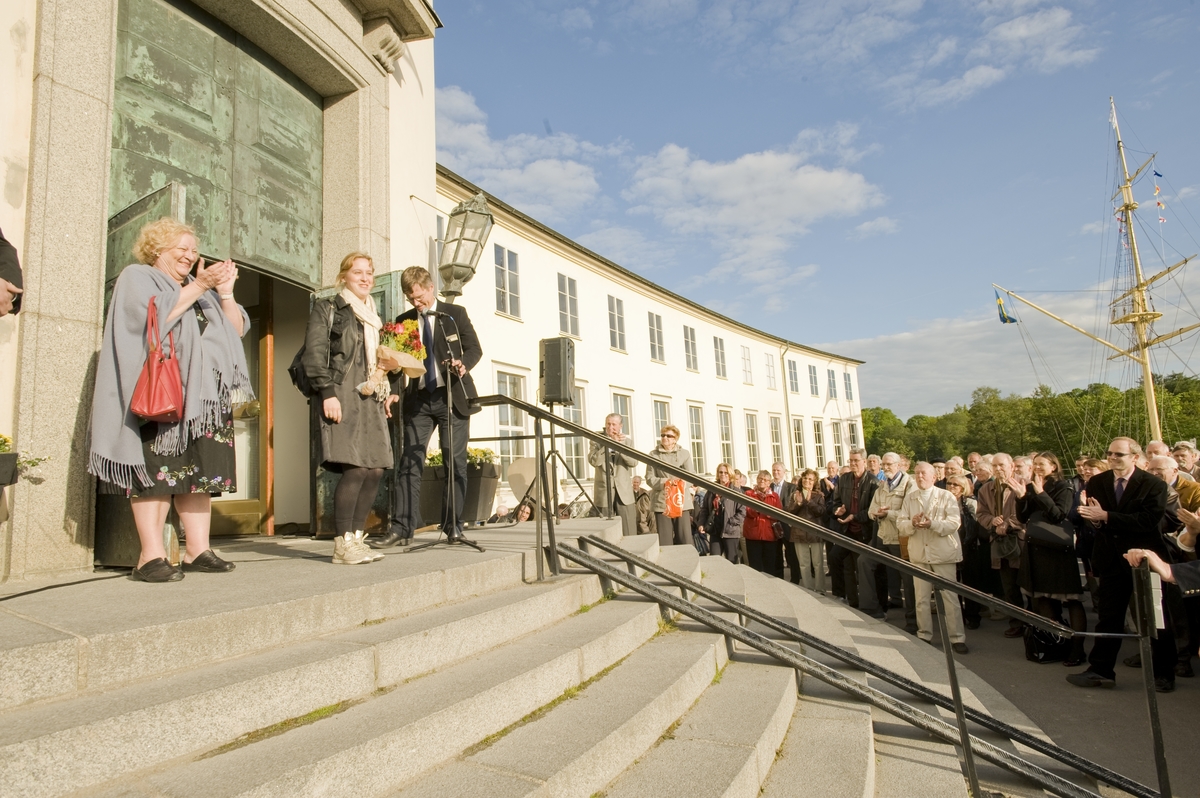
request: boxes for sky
[432,1,1200,418]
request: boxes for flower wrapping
[358,320,428,398]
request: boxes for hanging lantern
[437,192,494,301]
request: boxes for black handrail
[578,533,1158,798]
[473,394,1069,635]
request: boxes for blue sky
[433,1,1200,417]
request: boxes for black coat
[834,471,877,542]
[0,227,22,314]
[397,302,482,417]
[1084,468,1169,574]
[301,296,401,401]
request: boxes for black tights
[334,466,384,536]
[1036,597,1088,660]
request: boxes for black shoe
[1123,652,1142,668]
[903,625,919,636]
[1155,678,1175,693]
[964,617,981,630]
[866,609,887,620]
[368,531,405,549]
[132,558,184,583]
[1004,625,1025,638]
[181,550,235,572]
[1066,670,1115,689]
[951,643,969,654]
[1175,661,1194,678]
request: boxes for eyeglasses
[661,433,677,439]
[1105,451,1132,458]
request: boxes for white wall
[388,38,437,277]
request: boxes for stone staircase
[0,520,1097,798]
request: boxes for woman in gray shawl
[90,217,253,582]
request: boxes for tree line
[862,374,1200,462]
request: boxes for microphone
[422,309,448,318]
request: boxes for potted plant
[0,434,48,487]
[421,447,500,524]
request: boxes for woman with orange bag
[646,424,695,548]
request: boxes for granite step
[0,574,607,798]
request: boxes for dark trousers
[392,390,469,536]
[746,539,781,577]
[1089,561,1176,681]
[719,537,740,564]
[608,495,637,536]
[961,541,998,623]
[997,562,1023,629]
[783,541,800,584]
[883,543,917,629]
[655,511,693,547]
[856,537,889,613]
[829,544,859,606]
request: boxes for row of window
[493,369,860,482]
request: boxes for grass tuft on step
[200,698,363,758]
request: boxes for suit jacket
[397,302,481,416]
[1173,559,1200,597]
[588,435,638,506]
[834,471,877,542]
[1084,468,1168,573]
[0,227,21,314]
[773,481,796,518]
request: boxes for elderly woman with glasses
[646,424,695,547]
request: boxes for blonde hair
[660,424,681,440]
[133,217,195,265]
[336,252,374,285]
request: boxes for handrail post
[1133,561,1171,798]
[536,418,561,575]
[532,418,545,582]
[934,588,980,796]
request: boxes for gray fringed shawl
[88,264,254,489]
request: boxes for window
[714,337,727,378]
[612,392,632,437]
[497,372,526,480]
[745,413,760,472]
[557,388,586,482]
[687,406,706,475]
[787,360,800,393]
[848,420,860,449]
[764,355,777,390]
[652,399,671,435]
[718,409,734,466]
[769,416,784,465]
[812,419,825,466]
[791,418,807,470]
[494,244,520,317]
[827,369,838,399]
[648,312,665,362]
[683,326,699,371]
[741,346,753,384]
[607,296,626,351]
[808,365,819,396]
[831,421,845,465]
[557,274,578,336]
[844,372,854,401]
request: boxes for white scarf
[340,287,387,400]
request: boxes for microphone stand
[408,310,484,554]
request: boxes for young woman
[697,463,746,563]
[743,470,784,577]
[787,469,828,592]
[302,252,399,564]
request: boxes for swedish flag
[995,290,1017,324]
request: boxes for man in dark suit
[370,267,481,548]
[0,227,23,316]
[1068,437,1175,691]
[829,449,878,608]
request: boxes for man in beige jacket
[898,462,967,654]
[869,453,917,634]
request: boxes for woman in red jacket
[744,470,784,577]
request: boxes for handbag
[664,479,684,519]
[130,297,185,423]
[1025,518,1075,551]
[288,301,335,397]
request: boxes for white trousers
[914,561,965,644]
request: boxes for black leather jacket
[301,296,399,401]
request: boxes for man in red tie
[1069,437,1175,692]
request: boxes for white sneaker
[333,532,373,565]
[353,530,384,562]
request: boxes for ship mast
[994,98,1198,444]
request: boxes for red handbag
[130,297,185,423]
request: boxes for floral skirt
[99,411,238,497]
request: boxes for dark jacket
[1016,478,1073,526]
[787,484,826,544]
[834,471,878,542]
[301,296,377,401]
[397,302,482,416]
[1084,468,1169,574]
[0,227,22,314]
[698,487,746,539]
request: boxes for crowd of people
[589,423,1200,691]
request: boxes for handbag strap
[146,297,178,360]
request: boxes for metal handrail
[578,533,1159,798]
[556,542,1102,798]
[474,394,1069,635]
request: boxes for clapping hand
[195,258,236,292]
[1030,472,1045,494]
[1077,496,1107,524]
[1007,475,1027,498]
[0,278,21,316]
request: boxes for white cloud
[435,86,626,221]
[624,137,884,284]
[854,216,900,238]
[558,7,593,31]
[1079,221,1104,235]
[897,64,1007,108]
[970,7,1099,73]
[576,226,674,273]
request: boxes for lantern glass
[437,193,494,299]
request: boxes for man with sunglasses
[1069,437,1174,692]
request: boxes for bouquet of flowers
[358,320,428,398]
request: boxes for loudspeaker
[539,337,576,406]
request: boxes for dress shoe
[368,531,405,550]
[132,558,183,583]
[903,624,919,636]
[866,609,887,620]
[964,617,981,630]
[1123,652,1142,668]
[1175,660,1194,678]
[1004,626,1025,638]
[1066,670,1115,688]
[1062,656,1087,668]
[951,643,969,655]
[181,550,235,573]
[1154,678,1175,693]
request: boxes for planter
[0,453,17,487]
[420,462,500,525]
